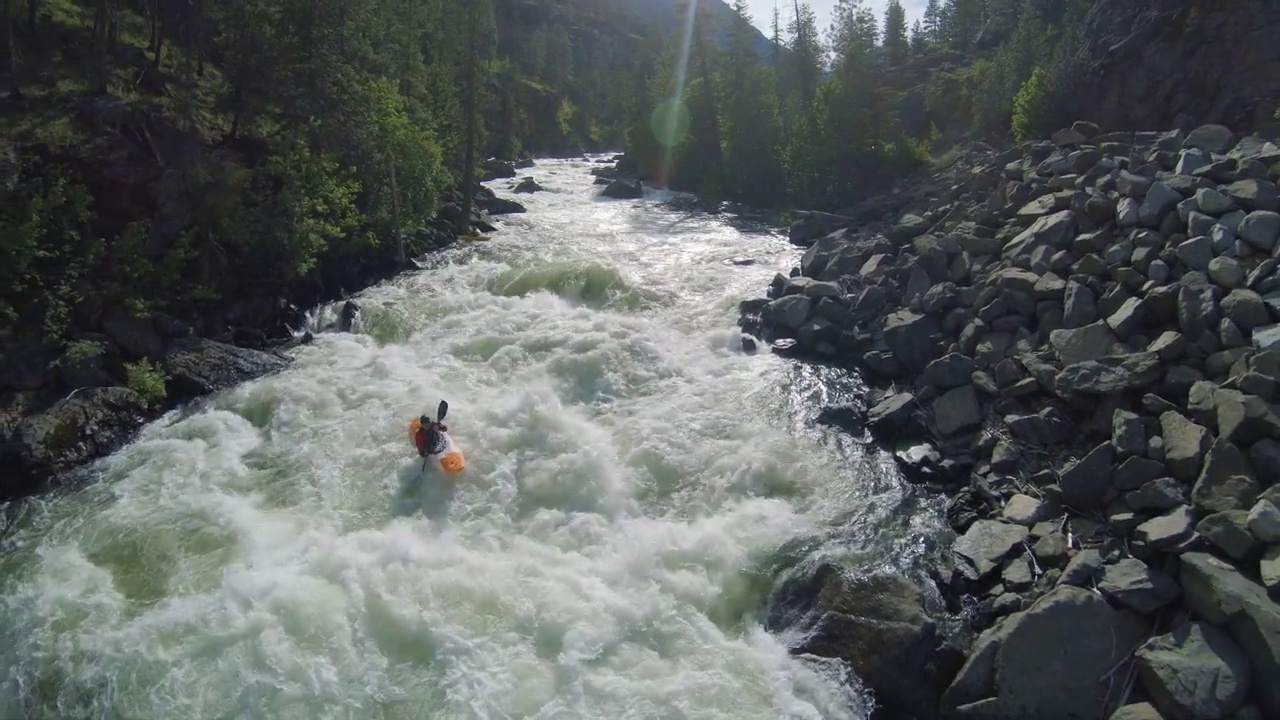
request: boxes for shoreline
[729,122,1280,719]
[0,179,533,503]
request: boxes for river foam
[0,159,940,719]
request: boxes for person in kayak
[412,414,449,458]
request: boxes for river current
[0,158,945,719]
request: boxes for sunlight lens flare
[651,98,691,149]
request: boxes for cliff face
[1075,0,1280,135]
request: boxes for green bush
[125,360,169,406]
[1012,67,1051,142]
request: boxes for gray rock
[1134,506,1197,552]
[1060,548,1104,587]
[1137,621,1252,720]
[1197,511,1260,561]
[1109,703,1164,720]
[11,387,153,478]
[1238,211,1280,253]
[1209,257,1247,290]
[1002,494,1049,526]
[1161,411,1212,481]
[1179,553,1280,713]
[883,310,941,373]
[766,295,812,331]
[933,384,983,437]
[1107,297,1149,339]
[866,393,917,438]
[1221,318,1248,349]
[1149,259,1171,284]
[1178,236,1215,271]
[1197,187,1237,216]
[986,586,1148,720]
[162,338,290,398]
[1222,289,1272,331]
[1032,533,1069,567]
[1049,322,1123,366]
[1057,353,1163,395]
[953,520,1030,580]
[922,353,975,390]
[1060,442,1115,511]
[1141,182,1184,227]
[1185,124,1237,154]
[1117,198,1141,227]
[1214,389,1280,446]
[1262,546,1280,595]
[1128,477,1186,512]
[1192,438,1261,514]
[1113,410,1146,458]
[1247,499,1280,544]
[1225,179,1280,213]
[1254,324,1280,351]
[1098,557,1182,614]
[1189,211,1217,237]
[1148,331,1188,361]
[1004,210,1076,262]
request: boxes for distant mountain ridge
[619,0,777,61]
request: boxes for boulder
[601,179,643,199]
[1209,257,1247,290]
[1136,621,1252,720]
[1004,210,1076,262]
[1222,289,1271,331]
[952,520,1029,580]
[101,307,164,360]
[1097,558,1181,615]
[1056,353,1163,395]
[1109,703,1164,720]
[1160,411,1212,481]
[883,311,942,373]
[1059,442,1114,511]
[485,196,527,215]
[922,353,976,391]
[1196,511,1260,561]
[1184,125,1237,154]
[933,384,983,437]
[1262,546,1280,595]
[1197,188,1237,216]
[942,585,1148,719]
[1134,506,1197,552]
[763,295,812,334]
[1191,438,1261,514]
[1238,211,1280,253]
[1049,322,1123,366]
[867,393,918,440]
[1063,281,1099,329]
[1180,553,1280,713]
[777,564,954,720]
[1224,179,1280,213]
[8,387,153,479]
[512,177,543,193]
[1247,499,1280,543]
[162,337,290,399]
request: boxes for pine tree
[882,0,908,66]
[922,0,941,42]
[909,19,924,55]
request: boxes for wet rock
[866,393,918,441]
[512,177,543,193]
[601,179,643,199]
[7,387,153,481]
[1097,557,1181,614]
[485,195,527,214]
[779,564,954,720]
[953,520,1029,581]
[162,337,290,399]
[1179,552,1280,714]
[1136,621,1252,720]
[764,295,812,333]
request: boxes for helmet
[419,414,430,425]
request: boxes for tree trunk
[93,0,108,92]
[390,159,404,264]
[457,1,478,236]
[150,0,163,67]
[5,0,21,99]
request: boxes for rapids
[0,159,946,719]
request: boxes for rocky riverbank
[729,122,1280,719]
[0,182,530,501]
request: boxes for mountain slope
[622,0,776,60]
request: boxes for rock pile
[741,122,1280,719]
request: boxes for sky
[745,0,928,37]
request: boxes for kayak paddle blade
[437,399,449,422]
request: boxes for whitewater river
[0,159,945,719]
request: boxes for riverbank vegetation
[0,0,650,368]
[625,0,1088,210]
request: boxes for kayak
[408,417,467,476]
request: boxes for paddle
[422,399,450,472]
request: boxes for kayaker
[411,414,449,458]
